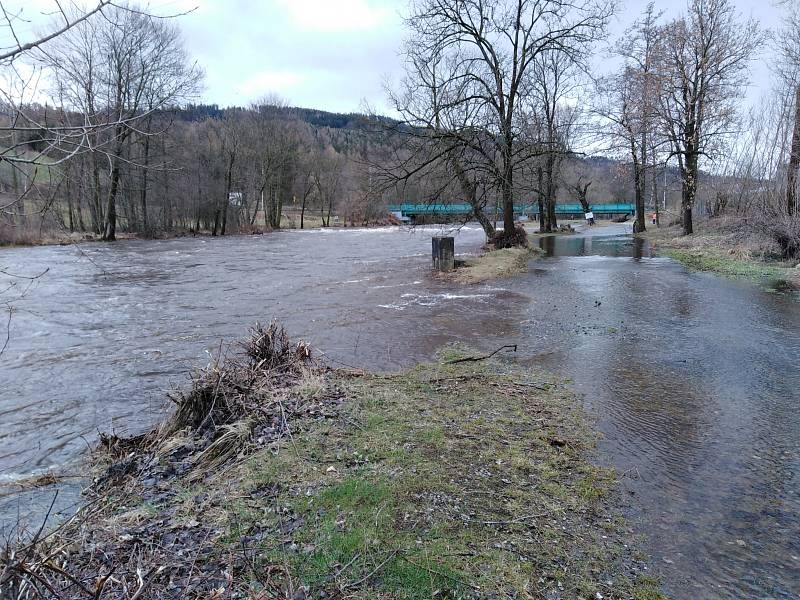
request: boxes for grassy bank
[1,325,662,599]
[639,223,799,287]
[444,245,541,284]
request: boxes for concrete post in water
[432,236,455,272]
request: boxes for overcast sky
[5,0,788,113]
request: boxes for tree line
[0,3,397,244]
[382,0,793,247]
[2,0,800,257]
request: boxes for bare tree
[528,48,583,232]
[244,101,300,230]
[0,2,195,225]
[776,2,800,215]
[295,150,317,229]
[313,146,345,227]
[568,176,592,214]
[655,0,763,235]
[594,4,663,233]
[389,0,613,245]
[6,3,200,240]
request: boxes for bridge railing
[388,203,635,216]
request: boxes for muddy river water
[1,224,798,598]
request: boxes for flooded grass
[0,330,663,599]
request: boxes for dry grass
[640,217,800,286]
[641,218,780,259]
[440,244,541,285]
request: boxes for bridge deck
[389,203,634,216]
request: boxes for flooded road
[1,224,799,598]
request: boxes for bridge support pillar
[432,236,455,272]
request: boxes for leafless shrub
[749,210,800,260]
[488,225,529,250]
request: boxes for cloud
[273,0,392,32]
[235,70,306,99]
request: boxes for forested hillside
[0,98,692,245]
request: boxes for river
[1,224,798,598]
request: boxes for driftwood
[445,344,518,364]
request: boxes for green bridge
[389,203,635,219]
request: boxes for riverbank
[1,324,663,599]
[639,221,800,287]
[0,217,403,248]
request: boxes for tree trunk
[682,200,693,235]
[681,154,697,235]
[101,127,127,242]
[102,154,121,241]
[652,160,660,227]
[576,183,591,214]
[195,164,202,233]
[545,154,558,232]
[275,187,283,229]
[140,131,151,234]
[250,182,268,227]
[542,154,557,233]
[635,133,647,233]
[632,155,646,234]
[501,154,515,236]
[221,200,228,236]
[536,166,546,232]
[66,167,75,233]
[76,158,86,232]
[547,187,558,231]
[472,208,495,238]
[300,190,309,229]
[787,84,800,215]
[221,156,233,236]
[90,152,102,234]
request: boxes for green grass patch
[663,248,795,285]
[202,359,660,597]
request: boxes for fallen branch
[444,344,518,364]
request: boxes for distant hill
[172,103,393,131]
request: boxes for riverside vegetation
[0,323,664,599]
[439,230,543,285]
[639,219,800,289]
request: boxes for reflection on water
[538,232,652,258]
[529,232,800,599]
[1,223,799,598]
